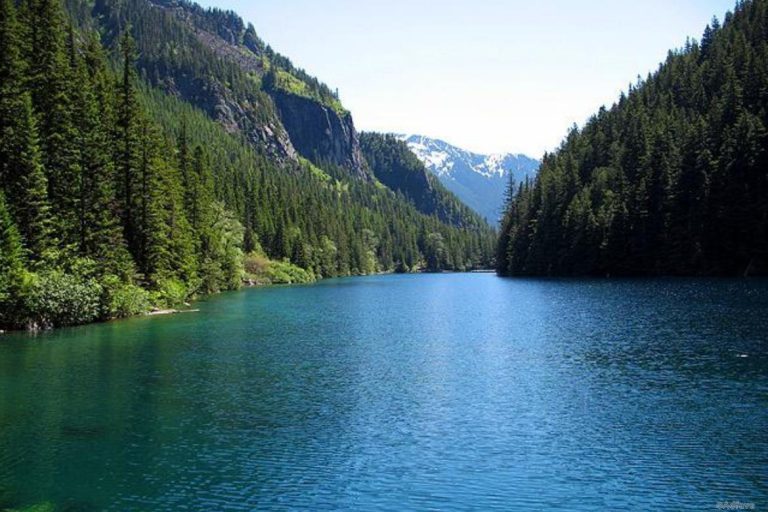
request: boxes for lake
[0,274,766,511]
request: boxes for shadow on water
[59,425,109,441]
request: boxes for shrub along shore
[0,250,317,333]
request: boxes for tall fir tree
[0,0,23,187]
[24,0,81,251]
[115,28,142,263]
[71,39,126,269]
[0,190,24,303]
[3,92,54,261]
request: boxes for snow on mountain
[397,135,540,225]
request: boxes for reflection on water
[0,275,766,510]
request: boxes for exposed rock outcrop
[271,91,370,180]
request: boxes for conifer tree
[115,28,142,261]
[0,0,22,185]
[25,0,81,250]
[498,0,768,276]
[137,120,197,284]
[4,92,54,261]
[0,190,24,305]
[71,42,123,266]
[0,0,497,329]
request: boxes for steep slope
[498,0,768,277]
[0,0,496,330]
[400,135,540,224]
[269,89,367,179]
[79,0,491,226]
[81,0,369,178]
[360,133,490,228]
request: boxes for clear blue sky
[197,0,735,158]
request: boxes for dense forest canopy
[0,0,495,330]
[498,0,768,277]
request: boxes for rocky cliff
[87,0,369,178]
[271,91,369,179]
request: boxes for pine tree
[498,0,768,276]
[137,120,197,284]
[115,28,142,262]
[4,92,54,261]
[0,0,498,328]
[0,0,25,185]
[25,0,81,250]
[0,190,24,304]
[71,39,125,268]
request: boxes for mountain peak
[395,135,540,224]
[397,134,538,179]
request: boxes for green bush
[153,278,190,308]
[101,275,152,319]
[0,268,32,329]
[264,259,315,285]
[23,270,103,329]
[198,258,225,295]
[243,252,315,285]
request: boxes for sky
[197,0,735,158]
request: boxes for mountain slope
[77,0,490,228]
[498,0,768,277]
[79,0,370,178]
[400,135,540,224]
[360,133,489,228]
[0,0,496,330]
[78,0,486,226]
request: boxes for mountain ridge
[397,134,540,224]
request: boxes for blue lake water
[0,274,766,510]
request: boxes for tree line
[498,0,768,277]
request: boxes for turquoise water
[0,274,766,511]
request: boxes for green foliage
[0,0,496,330]
[26,0,81,250]
[100,275,151,319]
[300,158,332,183]
[424,232,448,271]
[263,260,316,285]
[499,1,768,277]
[0,191,25,326]
[153,278,191,309]
[244,252,315,285]
[23,269,103,329]
[268,69,346,114]
[199,201,245,293]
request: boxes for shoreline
[0,270,495,335]
[145,308,201,317]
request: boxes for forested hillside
[498,0,768,277]
[0,0,495,330]
[360,133,489,227]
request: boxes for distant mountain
[360,133,484,228]
[399,135,540,225]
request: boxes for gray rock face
[147,0,367,173]
[272,91,369,179]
